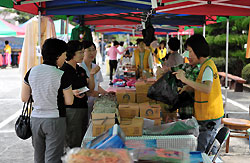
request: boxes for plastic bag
[147,71,182,105]
[62,148,133,163]
[143,117,199,137]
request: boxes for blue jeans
[197,118,221,154]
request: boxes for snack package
[131,148,190,163]
[62,148,133,163]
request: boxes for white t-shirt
[80,62,104,108]
[122,57,131,65]
[202,67,213,82]
[80,62,103,91]
[117,46,125,60]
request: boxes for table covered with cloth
[82,123,197,151]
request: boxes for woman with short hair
[60,40,99,148]
[80,41,106,118]
[21,38,74,163]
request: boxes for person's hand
[87,90,100,97]
[90,65,100,75]
[162,65,170,72]
[178,85,188,94]
[72,89,85,98]
[173,69,186,82]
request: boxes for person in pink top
[107,40,127,85]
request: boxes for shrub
[228,57,243,76]
[212,57,225,72]
[242,63,250,83]
[212,57,243,76]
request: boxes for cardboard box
[120,117,144,136]
[146,78,157,85]
[150,118,162,126]
[135,81,151,93]
[92,124,113,137]
[92,109,120,125]
[136,92,150,103]
[136,93,156,103]
[139,102,161,119]
[116,89,136,104]
[119,103,139,118]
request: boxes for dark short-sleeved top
[24,63,72,117]
[60,62,88,109]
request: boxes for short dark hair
[159,40,166,49]
[136,38,145,45]
[168,37,180,51]
[66,40,83,61]
[5,40,9,45]
[113,41,119,46]
[184,34,209,58]
[120,41,124,46]
[82,40,96,50]
[42,38,67,64]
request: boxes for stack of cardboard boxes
[92,78,165,137]
[92,109,119,137]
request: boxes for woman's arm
[88,65,101,91]
[21,83,31,102]
[63,87,74,105]
[98,85,107,94]
[173,69,212,94]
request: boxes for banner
[246,21,250,58]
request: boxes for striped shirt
[24,64,72,118]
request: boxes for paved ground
[0,65,250,163]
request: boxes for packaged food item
[132,148,190,163]
[63,148,133,163]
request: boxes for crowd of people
[20,34,224,162]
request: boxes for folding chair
[206,126,230,162]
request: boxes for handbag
[15,96,32,140]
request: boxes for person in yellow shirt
[173,34,224,154]
[131,39,153,76]
[154,40,167,66]
[4,40,12,67]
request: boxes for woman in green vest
[173,34,224,154]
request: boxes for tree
[0,8,33,24]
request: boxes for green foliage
[14,11,33,24]
[242,63,250,83]
[194,27,203,35]
[212,57,243,76]
[231,50,246,63]
[0,8,33,24]
[228,57,244,76]
[212,57,225,72]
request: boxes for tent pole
[127,33,130,47]
[180,35,182,54]
[224,17,229,113]
[38,4,41,65]
[203,23,206,38]
[101,33,104,63]
[166,34,169,53]
[66,16,69,40]
[60,19,64,35]
[177,32,180,53]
